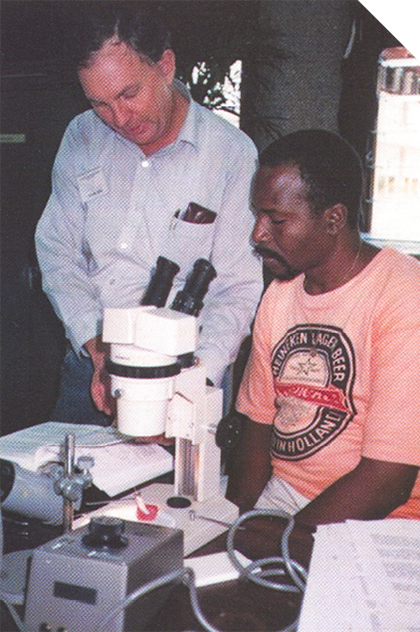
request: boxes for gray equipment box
[24,517,183,632]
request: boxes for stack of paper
[0,422,173,497]
[298,518,420,632]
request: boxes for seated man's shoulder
[369,249,420,327]
[380,247,420,286]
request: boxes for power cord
[95,568,187,632]
[226,509,307,592]
[226,509,308,632]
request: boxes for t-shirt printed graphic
[271,324,356,460]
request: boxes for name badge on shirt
[77,168,107,203]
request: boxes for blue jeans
[51,345,112,426]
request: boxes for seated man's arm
[295,456,418,526]
[230,453,418,568]
[226,422,418,520]
[226,416,272,513]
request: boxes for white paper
[298,519,420,632]
[0,422,173,496]
[185,551,252,587]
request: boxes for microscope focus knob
[82,516,128,550]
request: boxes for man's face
[252,163,330,280]
[78,39,177,153]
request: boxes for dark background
[0,1,398,436]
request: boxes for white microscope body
[102,304,237,553]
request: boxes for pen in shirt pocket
[175,202,217,224]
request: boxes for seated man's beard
[254,245,299,281]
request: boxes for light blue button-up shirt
[35,83,263,386]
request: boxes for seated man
[227,130,420,540]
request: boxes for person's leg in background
[241,1,351,145]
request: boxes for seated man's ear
[325,203,348,235]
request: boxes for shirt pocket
[163,216,216,278]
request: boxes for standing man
[227,130,420,528]
[36,4,262,425]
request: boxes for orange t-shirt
[237,247,420,519]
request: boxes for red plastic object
[136,503,159,522]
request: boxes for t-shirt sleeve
[236,285,278,425]
[361,263,420,466]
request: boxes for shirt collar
[173,79,199,149]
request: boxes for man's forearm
[226,416,273,512]
[295,457,419,527]
[230,457,418,570]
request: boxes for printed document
[298,518,420,632]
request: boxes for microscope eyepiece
[141,256,180,308]
[170,258,216,316]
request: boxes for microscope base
[140,483,238,555]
